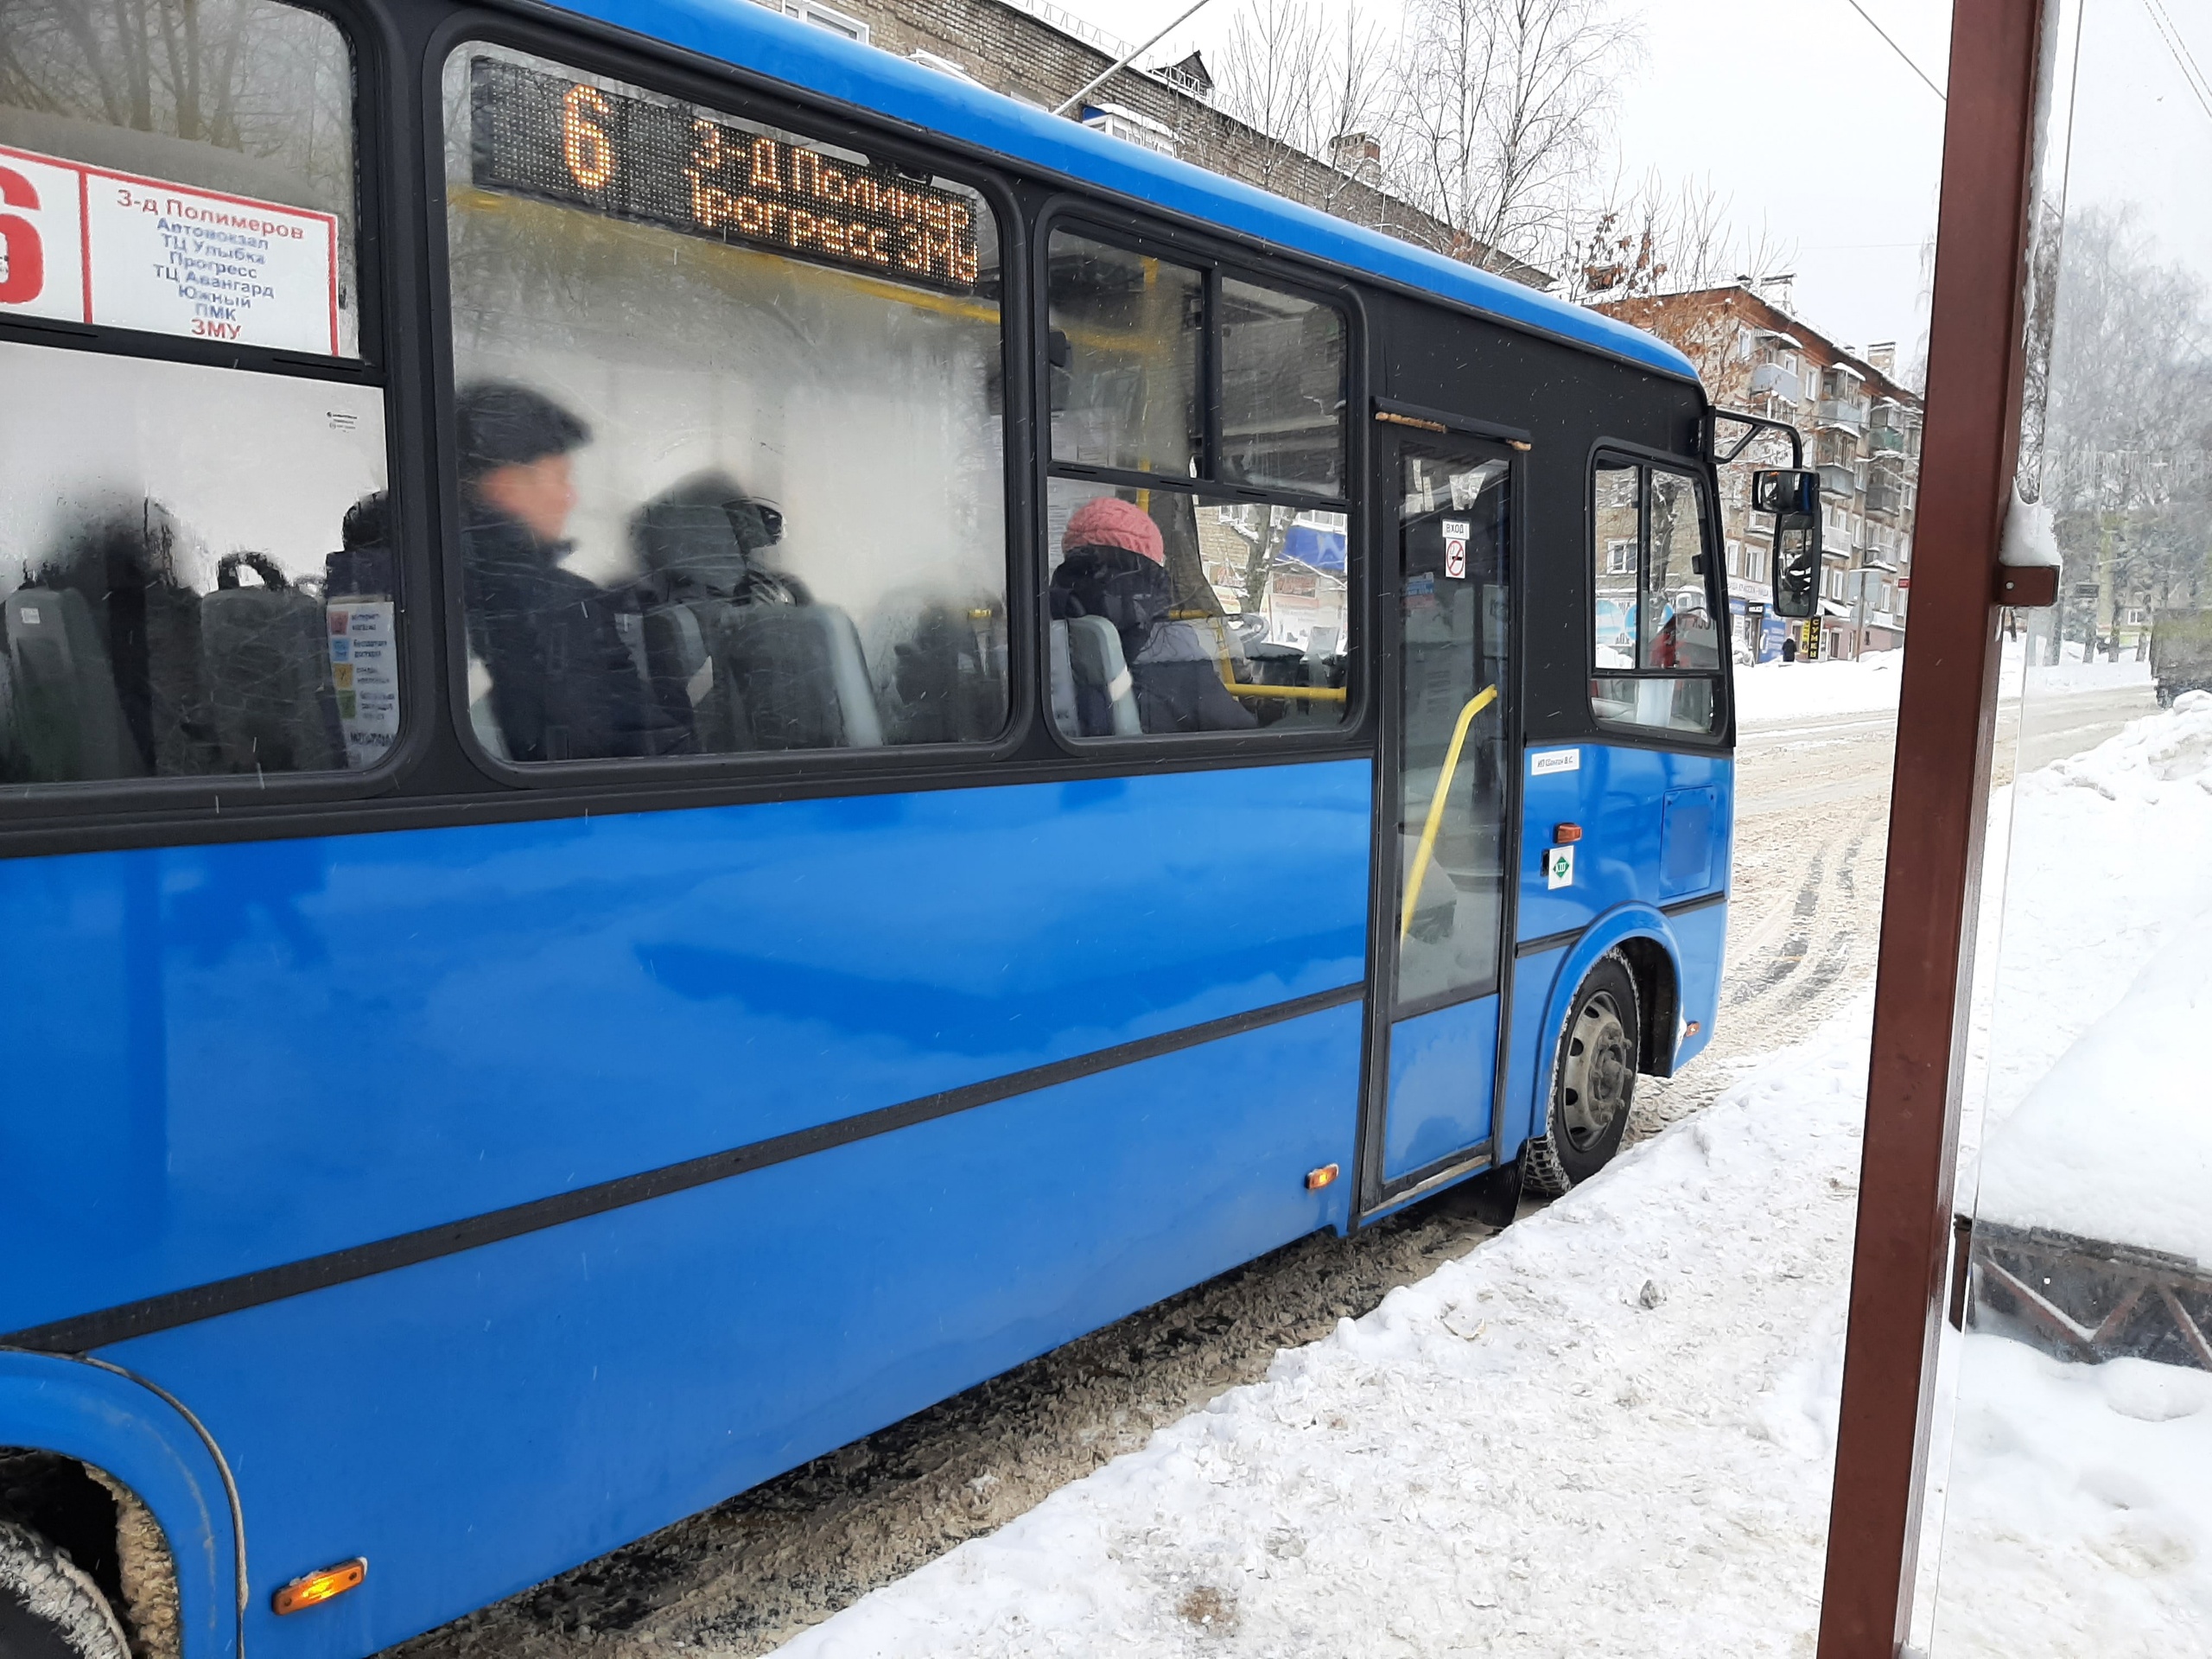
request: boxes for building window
[780,1,868,41]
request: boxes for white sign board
[1529,747,1581,776]
[0,143,339,354]
[327,601,399,769]
[1442,518,1470,580]
[1544,843,1576,889]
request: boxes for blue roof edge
[536,0,1701,386]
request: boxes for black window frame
[423,21,1039,791]
[1583,442,1731,746]
[0,0,416,824]
[1034,201,1367,756]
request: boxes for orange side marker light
[1554,823,1583,843]
[273,1558,366,1616]
[1306,1163,1340,1191]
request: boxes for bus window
[442,47,1009,763]
[1047,233,1204,480]
[1220,277,1345,497]
[1589,458,1723,735]
[0,1,391,785]
[1046,479,1349,738]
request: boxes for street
[385,681,2158,1659]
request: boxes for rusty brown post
[1815,0,2048,1654]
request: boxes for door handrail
[1398,684,1498,941]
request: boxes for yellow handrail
[1218,673,1349,702]
[1399,684,1499,941]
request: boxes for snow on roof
[546,0,1698,383]
[1756,328,1804,349]
[1829,361,1867,381]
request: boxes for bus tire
[0,1519,130,1659]
[1525,950,1640,1198]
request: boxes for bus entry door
[1367,426,1515,1202]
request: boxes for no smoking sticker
[1442,518,1470,579]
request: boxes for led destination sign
[469,58,982,295]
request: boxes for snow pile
[779,1014,1875,1657]
[1978,924,2212,1261]
[1929,1340,2212,1656]
[1735,650,1904,724]
[1974,690,2212,1257]
[1733,639,2149,729]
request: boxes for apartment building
[1600,280,1923,662]
[754,0,1546,284]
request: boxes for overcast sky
[1040,0,2210,359]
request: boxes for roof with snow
[544,0,1700,385]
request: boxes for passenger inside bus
[456,383,690,763]
[1050,497,1258,736]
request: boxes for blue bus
[0,3,1757,1654]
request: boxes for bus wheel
[1525,951,1640,1198]
[0,1519,130,1659]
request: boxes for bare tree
[1554,167,1736,303]
[1212,0,1389,205]
[2038,207,2212,650]
[1386,0,1633,270]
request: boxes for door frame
[1352,399,1533,1223]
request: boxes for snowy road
[383,680,2156,1659]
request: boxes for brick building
[1601,280,1924,662]
[755,0,1545,284]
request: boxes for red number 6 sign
[0,162,46,305]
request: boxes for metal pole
[1815,0,2048,1653]
[1052,0,1219,118]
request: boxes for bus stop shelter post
[1815,0,2047,1654]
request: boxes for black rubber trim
[1376,1140,1497,1205]
[3,982,1363,1357]
[1512,893,1727,962]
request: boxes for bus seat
[3,588,145,781]
[642,601,721,746]
[646,600,884,753]
[1048,620,1078,734]
[719,604,883,750]
[200,553,343,773]
[1063,614,1141,737]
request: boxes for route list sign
[468,57,982,295]
[0,143,340,353]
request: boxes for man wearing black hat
[455,383,687,762]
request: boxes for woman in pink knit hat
[1050,493,1256,735]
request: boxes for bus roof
[544,0,1702,386]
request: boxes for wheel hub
[1560,991,1632,1149]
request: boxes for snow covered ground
[763,692,2212,1659]
[1732,643,2151,728]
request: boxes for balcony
[1818,463,1859,499]
[1751,362,1802,403]
[1866,424,1910,454]
[1817,396,1871,431]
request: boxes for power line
[2140,0,2212,126]
[1840,0,1947,103]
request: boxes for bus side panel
[1381,995,1499,1181]
[1517,744,1732,943]
[98,1003,1361,1659]
[0,762,1369,1338]
[1668,902,1727,1071]
[1498,944,1569,1162]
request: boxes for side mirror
[1754,467,1822,620]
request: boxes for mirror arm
[1706,407,1805,468]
